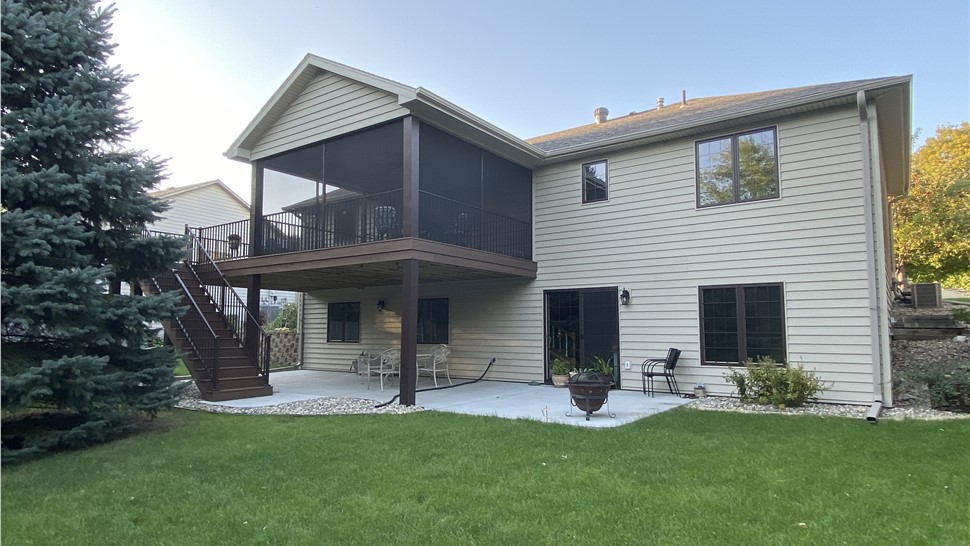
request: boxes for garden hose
[375,357,496,408]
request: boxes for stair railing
[147,269,221,390]
[183,227,271,382]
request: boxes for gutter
[857,90,885,423]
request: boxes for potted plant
[588,355,614,379]
[551,356,571,387]
[566,368,614,420]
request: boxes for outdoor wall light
[620,288,631,306]
[376,299,386,312]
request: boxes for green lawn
[2,408,967,545]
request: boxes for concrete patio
[201,369,693,428]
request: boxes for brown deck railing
[195,189,531,260]
[185,231,271,383]
[419,191,532,259]
[148,268,221,389]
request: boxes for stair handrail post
[262,333,271,383]
[212,340,220,391]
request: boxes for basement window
[327,302,360,342]
[699,283,785,365]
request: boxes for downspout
[857,90,885,423]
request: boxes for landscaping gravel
[178,301,969,421]
[176,383,425,416]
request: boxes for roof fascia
[870,77,912,196]
[403,88,547,167]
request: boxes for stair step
[200,384,274,402]
[197,376,270,391]
[893,327,966,340]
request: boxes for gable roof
[151,179,250,210]
[226,55,910,192]
[225,54,545,167]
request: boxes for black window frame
[417,297,449,344]
[581,159,609,204]
[698,283,786,365]
[695,127,779,208]
[326,302,361,343]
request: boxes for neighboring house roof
[226,54,911,193]
[151,179,251,211]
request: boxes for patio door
[545,288,620,388]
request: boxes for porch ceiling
[215,238,536,291]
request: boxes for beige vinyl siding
[152,184,250,234]
[250,71,408,160]
[302,279,543,383]
[533,106,878,403]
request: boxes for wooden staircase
[145,250,273,402]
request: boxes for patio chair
[367,348,400,391]
[641,348,682,397]
[352,351,380,376]
[417,344,452,387]
[374,206,398,240]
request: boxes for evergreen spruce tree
[1,0,186,462]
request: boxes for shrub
[269,302,298,331]
[952,307,970,325]
[725,356,827,408]
[901,361,970,412]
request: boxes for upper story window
[696,127,778,208]
[582,160,608,203]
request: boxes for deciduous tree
[893,123,970,290]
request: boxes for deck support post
[250,162,264,257]
[245,274,262,358]
[399,116,421,406]
[399,259,419,406]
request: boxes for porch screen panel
[419,124,482,207]
[325,120,403,195]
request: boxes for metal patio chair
[641,348,682,397]
[367,348,400,391]
[417,344,452,387]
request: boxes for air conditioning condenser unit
[911,283,942,308]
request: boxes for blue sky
[107,0,969,200]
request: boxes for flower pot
[694,386,706,397]
[552,374,570,387]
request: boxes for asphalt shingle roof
[526,77,896,153]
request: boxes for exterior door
[545,288,620,388]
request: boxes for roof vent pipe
[656,97,664,108]
[681,90,687,106]
[594,107,609,124]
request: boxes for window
[696,127,778,207]
[582,160,608,203]
[327,302,360,342]
[417,298,448,344]
[699,284,785,364]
